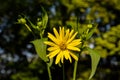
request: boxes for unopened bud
[87,24,92,28]
[37,21,42,26]
[17,18,26,24]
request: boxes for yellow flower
[44,27,81,64]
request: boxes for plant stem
[40,33,43,39]
[25,24,32,32]
[73,60,78,80]
[47,65,52,80]
[25,24,36,38]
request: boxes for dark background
[0,0,120,80]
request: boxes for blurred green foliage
[0,0,120,80]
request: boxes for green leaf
[41,7,48,29]
[87,47,100,80]
[31,38,49,62]
[86,23,98,40]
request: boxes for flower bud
[37,21,42,27]
[87,24,92,28]
[17,18,26,24]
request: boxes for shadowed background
[0,0,120,80]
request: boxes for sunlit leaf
[87,47,100,80]
[31,38,49,62]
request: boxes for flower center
[59,41,66,50]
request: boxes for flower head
[44,27,81,64]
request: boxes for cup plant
[17,8,100,80]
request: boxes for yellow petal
[59,27,62,39]
[48,33,59,44]
[68,39,81,46]
[61,53,64,63]
[44,41,57,46]
[47,49,60,58]
[64,50,69,60]
[64,29,70,41]
[68,55,72,63]
[64,50,72,63]
[66,32,78,44]
[67,45,80,51]
[62,27,64,37]
[55,51,63,64]
[69,52,78,61]
[69,30,74,38]
[60,27,64,40]
[47,46,59,51]
[53,28,60,39]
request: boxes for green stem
[47,65,52,80]
[40,33,43,39]
[25,24,32,32]
[73,60,78,80]
[25,24,36,38]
